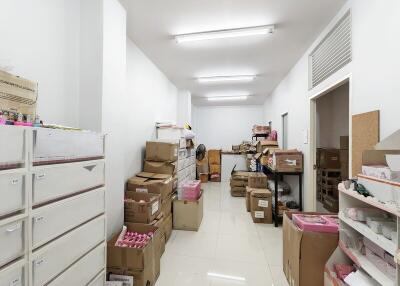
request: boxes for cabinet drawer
[0,127,24,170]
[32,188,105,248]
[0,173,25,217]
[33,129,104,164]
[0,259,26,286]
[32,161,104,205]
[47,243,105,286]
[0,219,25,267]
[32,216,105,286]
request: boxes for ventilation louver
[309,10,352,89]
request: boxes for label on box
[254,211,265,218]
[136,188,148,193]
[109,274,134,286]
[9,276,21,286]
[258,200,269,208]
[151,201,159,215]
[284,159,296,166]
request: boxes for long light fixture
[198,75,256,83]
[207,95,248,102]
[207,272,246,282]
[175,25,274,43]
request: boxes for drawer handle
[83,165,97,171]
[6,223,21,233]
[10,178,20,185]
[36,173,46,180]
[34,216,45,223]
[34,258,45,267]
[9,276,21,286]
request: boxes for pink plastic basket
[293,214,339,233]
[182,180,201,201]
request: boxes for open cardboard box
[107,223,162,286]
[283,212,338,286]
[127,172,173,199]
[362,129,400,182]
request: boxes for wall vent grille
[310,10,352,89]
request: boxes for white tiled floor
[155,182,289,286]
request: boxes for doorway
[309,77,351,212]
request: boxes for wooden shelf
[339,241,396,286]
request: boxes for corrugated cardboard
[208,149,221,165]
[163,213,173,242]
[230,178,247,187]
[245,187,252,212]
[272,150,303,172]
[340,136,349,150]
[145,141,178,162]
[248,172,268,188]
[230,186,246,197]
[250,188,272,223]
[283,212,338,286]
[173,192,203,231]
[124,192,161,223]
[209,164,221,174]
[127,172,173,200]
[144,160,177,175]
[317,149,340,169]
[161,194,173,218]
[107,223,161,286]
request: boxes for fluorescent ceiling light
[175,25,274,43]
[207,95,248,102]
[207,272,246,282]
[198,75,256,83]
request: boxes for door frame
[308,73,353,211]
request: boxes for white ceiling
[121,0,346,106]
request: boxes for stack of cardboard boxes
[230,170,252,196]
[208,149,221,182]
[246,172,272,224]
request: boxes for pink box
[292,214,339,233]
[182,180,201,201]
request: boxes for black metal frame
[262,166,303,227]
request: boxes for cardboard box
[200,173,209,183]
[230,178,247,187]
[245,187,252,212]
[161,194,173,217]
[144,160,177,175]
[317,149,340,169]
[340,136,349,150]
[231,186,246,197]
[124,192,161,223]
[127,172,173,200]
[209,163,221,174]
[163,213,173,242]
[107,223,161,286]
[248,172,268,188]
[250,188,272,223]
[260,155,269,166]
[272,150,303,172]
[146,141,178,162]
[283,212,338,286]
[173,192,203,231]
[208,149,221,165]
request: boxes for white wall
[193,105,265,150]
[177,90,192,126]
[316,83,349,148]
[0,0,80,126]
[124,38,178,180]
[264,0,400,210]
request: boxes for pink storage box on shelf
[292,214,339,233]
[182,180,201,201]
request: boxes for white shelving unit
[325,181,400,286]
[0,125,106,286]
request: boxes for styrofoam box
[32,161,105,205]
[0,258,26,286]
[31,188,105,248]
[0,219,25,268]
[33,129,104,163]
[0,126,24,168]
[47,243,105,286]
[32,216,105,286]
[0,173,25,217]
